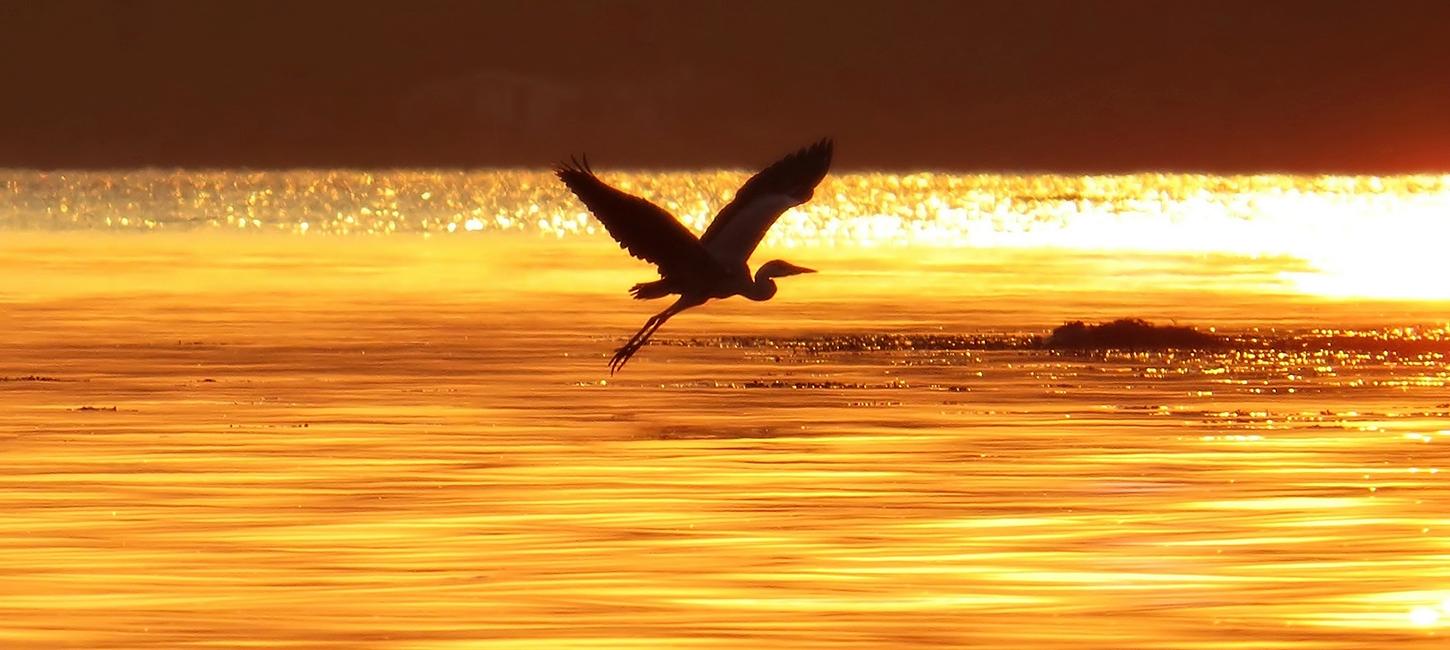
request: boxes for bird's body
[554,139,833,373]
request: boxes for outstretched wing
[700,138,833,267]
[555,156,725,284]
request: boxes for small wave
[660,379,916,390]
[662,324,1450,356]
[665,334,1035,353]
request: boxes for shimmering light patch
[1279,193,1450,300]
[675,594,1042,611]
[1196,497,1368,510]
[6,170,1450,300]
[1410,606,1441,627]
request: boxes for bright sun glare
[1272,190,1450,300]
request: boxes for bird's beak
[786,264,817,276]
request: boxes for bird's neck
[743,270,779,302]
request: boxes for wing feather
[555,158,724,284]
[700,139,833,267]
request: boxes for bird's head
[756,259,817,280]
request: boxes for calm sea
[1,170,1448,648]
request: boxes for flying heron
[555,139,833,374]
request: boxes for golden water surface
[2,230,1448,648]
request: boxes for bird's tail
[629,280,672,300]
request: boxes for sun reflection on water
[5,170,1450,300]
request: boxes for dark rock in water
[1045,318,1225,350]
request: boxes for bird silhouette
[555,139,833,374]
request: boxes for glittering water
[8,168,1450,300]
[2,171,1449,648]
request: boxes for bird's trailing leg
[610,313,667,374]
[609,297,696,374]
[609,306,677,374]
